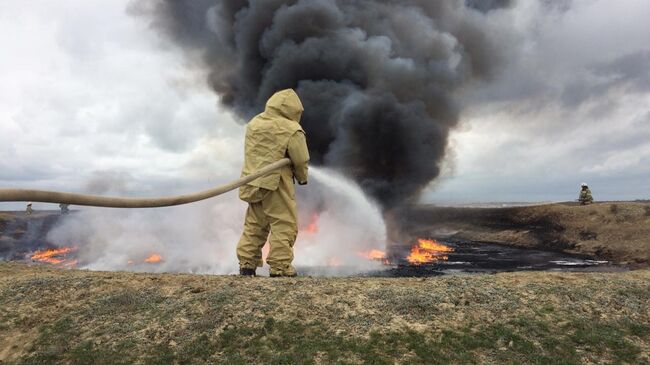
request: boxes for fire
[359,249,387,260]
[262,244,270,261]
[144,253,163,263]
[31,247,77,266]
[62,260,78,268]
[417,239,453,253]
[305,213,319,234]
[358,249,390,265]
[127,253,164,265]
[406,238,453,265]
[327,257,342,267]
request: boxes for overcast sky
[0,0,649,210]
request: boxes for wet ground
[372,240,623,277]
[1,211,628,277]
[300,240,625,277]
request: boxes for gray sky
[0,0,649,210]
[0,1,245,210]
[425,0,650,203]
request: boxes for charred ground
[404,202,650,267]
[1,203,649,363]
[0,212,63,262]
[2,202,649,267]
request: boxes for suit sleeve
[287,131,309,184]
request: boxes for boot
[239,267,256,276]
[270,272,297,278]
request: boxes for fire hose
[0,158,291,208]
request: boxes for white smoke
[292,167,387,274]
[47,166,387,276]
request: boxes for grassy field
[0,263,648,364]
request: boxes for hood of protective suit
[264,89,304,123]
[239,88,306,195]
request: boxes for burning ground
[2,201,650,275]
[0,210,461,275]
[406,201,650,267]
[1,203,650,363]
[0,262,649,364]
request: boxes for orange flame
[305,213,319,233]
[31,247,77,266]
[144,253,163,263]
[417,239,453,252]
[327,257,342,267]
[62,260,78,268]
[359,249,387,260]
[406,239,453,265]
[262,243,270,261]
[358,249,390,265]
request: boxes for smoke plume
[465,0,513,13]
[138,0,505,207]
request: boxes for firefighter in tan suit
[237,89,309,277]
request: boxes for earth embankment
[0,263,648,364]
[406,202,650,266]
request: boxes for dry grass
[0,262,648,364]
[409,202,650,266]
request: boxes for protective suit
[236,89,309,276]
[59,203,70,214]
[578,186,594,205]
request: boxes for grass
[0,263,649,364]
[16,314,648,365]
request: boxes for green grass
[1,266,648,365]
[12,310,648,365]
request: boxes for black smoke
[138,0,505,207]
[465,0,514,13]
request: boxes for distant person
[236,89,309,277]
[59,203,70,214]
[578,183,594,205]
[26,202,33,215]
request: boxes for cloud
[0,0,243,210]
[561,50,650,107]
[424,0,650,203]
[0,0,648,211]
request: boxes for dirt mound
[406,202,650,266]
[0,263,648,364]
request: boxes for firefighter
[59,203,70,214]
[236,89,309,277]
[578,183,594,205]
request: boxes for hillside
[406,202,650,266]
[1,263,648,364]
